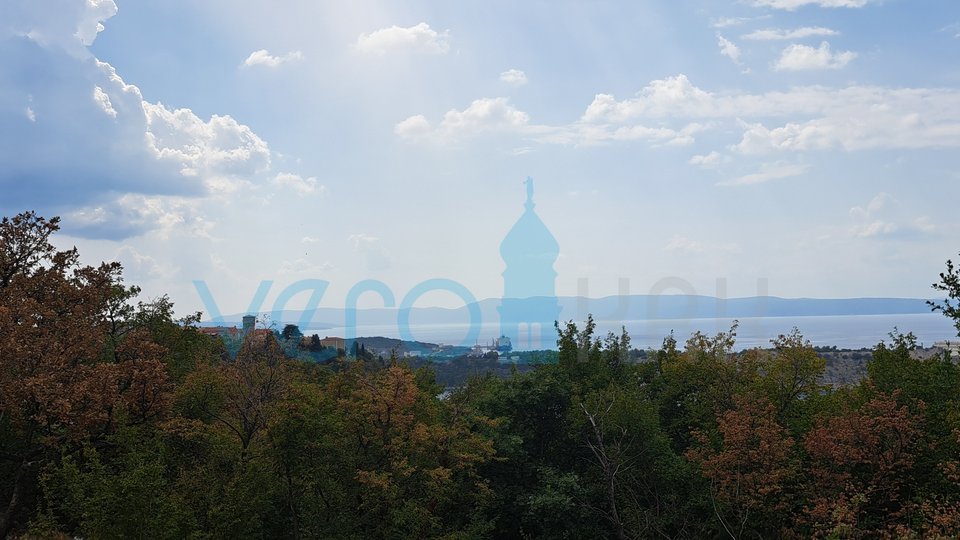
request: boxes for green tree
[929,253,960,336]
[753,328,826,434]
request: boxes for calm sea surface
[312,313,958,350]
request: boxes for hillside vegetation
[2,212,960,539]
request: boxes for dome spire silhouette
[524,176,535,211]
[498,177,561,349]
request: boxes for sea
[310,312,958,351]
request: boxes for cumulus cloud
[271,172,322,194]
[849,193,936,239]
[730,89,960,154]
[742,26,838,40]
[356,23,449,55]
[751,0,872,10]
[395,92,705,147]
[395,98,530,142]
[580,76,718,122]
[65,194,211,240]
[717,34,743,65]
[718,163,809,186]
[393,115,432,139]
[689,151,729,169]
[500,69,528,85]
[396,74,960,154]
[440,98,530,132]
[774,42,856,70]
[0,0,118,56]
[142,98,271,184]
[92,86,116,117]
[0,0,312,240]
[579,75,960,154]
[241,49,303,68]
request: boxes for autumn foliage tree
[6,213,960,538]
[802,389,923,537]
[0,212,169,536]
[687,395,796,539]
[332,363,497,537]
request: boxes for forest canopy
[2,211,960,539]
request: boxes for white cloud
[93,85,116,117]
[849,193,936,239]
[391,93,711,146]
[1,0,118,56]
[689,151,729,168]
[751,0,872,10]
[394,114,432,139]
[731,90,960,153]
[500,69,528,85]
[774,42,856,70]
[718,163,809,186]
[398,74,960,154]
[581,75,719,122]
[0,2,310,239]
[142,98,272,187]
[271,172,321,194]
[543,121,705,147]
[241,49,303,68]
[356,23,450,55]
[441,98,530,131]
[395,98,530,143]
[66,194,211,240]
[742,26,839,40]
[301,236,320,244]
[717,34,742,65]
[710,16,755,28]
[75,0,118,46]
[733,121,832,154]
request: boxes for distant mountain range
[203,295,937,330]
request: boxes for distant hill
[207,295,935,329]
[351,336,438,354]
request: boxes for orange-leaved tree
[687,394,796,539]
[0,212,169,537]
[803,389,923,537]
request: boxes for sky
[2,0,959,319]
